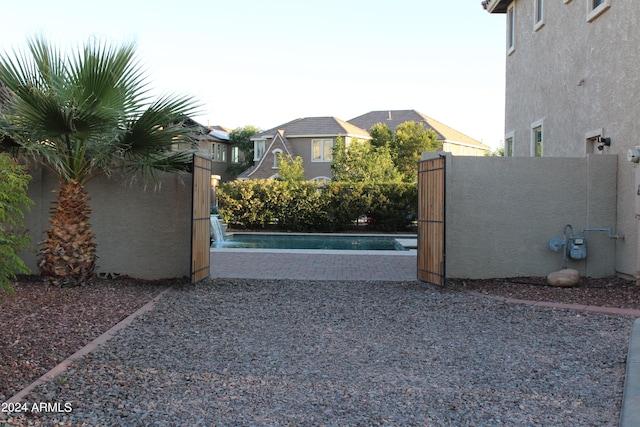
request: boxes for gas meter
[569,236,587,260]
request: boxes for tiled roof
[348,110,489,149]
[252,117,370,140]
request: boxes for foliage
[226,125,260,176]
[391,121,441,182]
[368,183,418,231]
[0,154,33,295]
[486,147,505,156]
[325,182,417,231]
[0,36,200,286]
[219,179,417,232]
[217,179,279,229]
[276,154,305,183]
[278,181,330,232]
[323,181,373,230]
[331,136,401,184]
[369,122,393,148]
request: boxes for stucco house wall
[484,0,640,278]
[22,167,192,280]
[426,153,620,279]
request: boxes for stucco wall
[426,153,620,279]
[22,167,192,280]
[286,136,333,181]
[501,0,640,277]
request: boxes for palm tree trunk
[39,181,96,286]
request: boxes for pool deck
[209,248,418,281]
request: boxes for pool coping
[211,232,417,254]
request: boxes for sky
[1,0,507,149]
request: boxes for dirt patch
[447,276,640,310]
[0,276,174,402]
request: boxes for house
[483,0,640,278]
[348,110,490,156]
[239,111,489,182]
[172,119,239,182]
[238,117,370,183]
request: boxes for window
[531,121,543,157]
[587,0,610,22]
[507,4,515,55]
[312,139,333,162]
[254,140,266,161]
[272,149,282,169]
[312,176,331,185]
[534,0,544,31]
[211,143,227,162]
[505,133,514,157]
[231,146,239,163]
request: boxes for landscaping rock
[547,269,580,287]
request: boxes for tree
[331,136,401,183]
[276,153,305,183]
[0,36,200,286]
[0,154,33,295]
[369,122,393,148]
[391,121,440,182]
[226,125,260,176]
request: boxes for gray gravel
[9,278,634,426]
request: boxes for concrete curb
[621,318,640,427]
[3,287,172,405]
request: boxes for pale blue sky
[2,0,506,148]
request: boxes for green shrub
[277,181,331,232]
[367,183,418,231]
[218,179,417,232]
[323,182,373,231]
[0,154,34,295]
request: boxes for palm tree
[0,36,200,286]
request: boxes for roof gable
[252,116,370,140]
[238,130,297,180]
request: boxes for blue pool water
[211,234,407,251]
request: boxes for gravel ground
[2,278,634,426]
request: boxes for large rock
[547,269,580,287]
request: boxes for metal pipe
[580,227,624,240]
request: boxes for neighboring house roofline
[242,130,293,179]
[481,0,510,13]
[252,133,370,140]
[348,109,489,150]
[250,116,370,141]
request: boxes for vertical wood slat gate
[190,154,212,284]
[417,156,446,286]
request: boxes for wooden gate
[417,155,446,286]
[190,154,212,284]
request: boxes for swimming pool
[211,233,411,251]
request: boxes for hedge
[217,180,417,232]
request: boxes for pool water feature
[211,233,411,251]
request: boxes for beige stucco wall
[442,142,488,156]
[425,153,620,279]
[284,136,333,181]
[22,167,192,280]
[501,0,640,277]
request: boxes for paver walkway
[210,249,417,281]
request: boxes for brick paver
[210,249,417,281]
